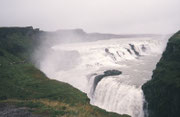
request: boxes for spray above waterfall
[33,32,169,117]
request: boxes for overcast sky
[0,0,180,34]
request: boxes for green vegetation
[0,27,130,117]
[142,31,180,117]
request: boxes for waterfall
[38,36,168,117]
[91,77,145,117]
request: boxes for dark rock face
[104,70,122,76]
[0,51,4,56]
[141,45,146,52]
[105,48,117,61]
[126,48,132,55]
[93,70,122,94]
[142,31,180,117]
[116,51,121,57]
[0,104,41,117]
[129,44,140,56]
[105,48,109,53]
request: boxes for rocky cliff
[142,31,180,117]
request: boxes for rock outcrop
[93,70,122,93]
[142,31,180,117]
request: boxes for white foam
[39,36,168,117]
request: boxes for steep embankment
[0,27,129,117]
[142,31,180,117]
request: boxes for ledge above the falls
[92,69,122,93]
[104,70,122,76]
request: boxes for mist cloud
[0,0,180,34]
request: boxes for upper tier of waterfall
[39,36,169,117]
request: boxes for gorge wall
[142,31,180,117]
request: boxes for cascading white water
[88,54,161,117]
[38,36,168,117]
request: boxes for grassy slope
[142,31,180,117]
[0,27,130,117]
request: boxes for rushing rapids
[39,36,168,117]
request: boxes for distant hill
[42,28,161,43]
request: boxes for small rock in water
[104,70,122,76]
